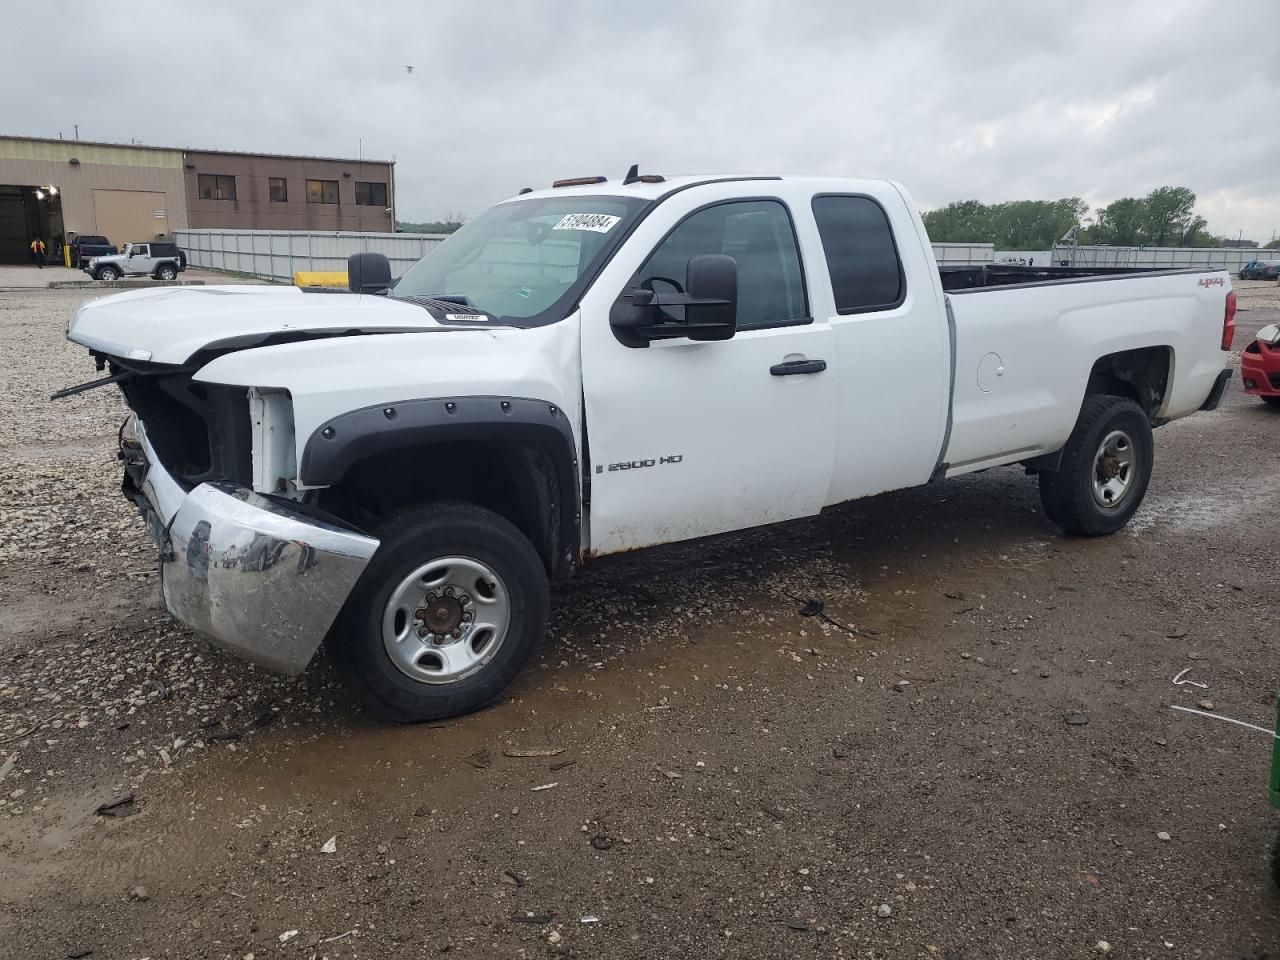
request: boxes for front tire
[1262,396,1280,407]
[1039,395,1154,536]
[325,502,549,722]
[96,265,120,281]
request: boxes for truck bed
[940,264,1232,474]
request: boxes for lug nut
[417,626,429,638]
[452,629,462,639]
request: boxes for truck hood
[68,284,473,365]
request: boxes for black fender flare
[300,395,580,573]
[153,260,180,278]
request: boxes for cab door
[579,184,838,555]
[129,244,150,275]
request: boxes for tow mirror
[609,254,738,347]
[348,252,392,294]
[683,254,737,341]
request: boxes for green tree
[1084,187,1214,247]
[923,198,1087,249]
[1264,238,1280,250]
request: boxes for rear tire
[156,264,177,281]
[325,502,549,723]
[1039,395,1154,536]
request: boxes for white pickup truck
[63,172,1236,721]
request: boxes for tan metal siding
[92,189,170,244]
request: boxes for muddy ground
[2,281,1279,959]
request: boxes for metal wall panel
[174,228,450,281]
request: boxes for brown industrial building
[0,135,395,263]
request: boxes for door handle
[770,358,827,376]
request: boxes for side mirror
[609,254,737,347]
[683,254,737,341]
[348,252,392,294]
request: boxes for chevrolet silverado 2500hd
[63,173,1236,721]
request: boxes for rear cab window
[811,195,905,314]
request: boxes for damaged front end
[117,414,378,674]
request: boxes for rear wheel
[156,264,177,281]
[1039,395,1154,536]
[325,502,549,722]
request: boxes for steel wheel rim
[1091,428,1137,510]
[381,556,510,685]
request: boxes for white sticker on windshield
[552,213,621,234]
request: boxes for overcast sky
[8,1,1278,241]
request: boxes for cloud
[6,0,1278,240]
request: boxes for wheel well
[1084,346,1171,419]
[316,439,567,578]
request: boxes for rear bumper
[1199,369,1232,411]
[121,415,379,674]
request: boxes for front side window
[811,195,904,313]
[630,199,808,330]
[355,181,387,206]
[198,174,236,201]
[306,179,339,204]
[269,177,288,202]
[391,194,648,324]
[131,245,148,257]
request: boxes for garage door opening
[0,184,64,264]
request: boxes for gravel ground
[1,280,1279,959]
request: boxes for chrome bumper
[121,416,379,674]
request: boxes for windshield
[391,195,649,325]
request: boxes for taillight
[1222,290,1236,351]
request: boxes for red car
[1242,321,1280,406]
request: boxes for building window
[306,179,339,205]
[269,177,288,202]
[355,181,388,206]
[198,174,237,201]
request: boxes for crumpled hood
[68,284,461,365]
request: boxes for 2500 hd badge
[600,454,684,473]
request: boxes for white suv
[86,242,186,282]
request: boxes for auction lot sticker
[552,213,621,233]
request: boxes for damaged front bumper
[120,415,379,674]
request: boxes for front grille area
[112,360,251,487]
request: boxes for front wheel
[1039,395,1154,536]
[325,502,549,722]
[1262,396,1280,407]
[96,265,120,281]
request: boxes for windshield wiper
[398,294,492,318]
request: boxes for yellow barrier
[293,271,348,288]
